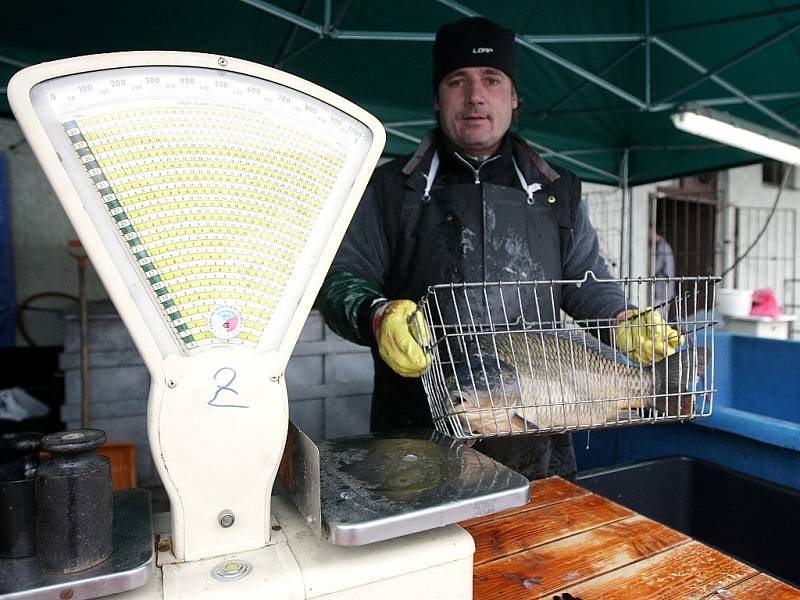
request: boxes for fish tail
[654,346,709,417]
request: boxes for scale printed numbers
[208,367,248,408]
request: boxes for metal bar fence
[583,189,624,278]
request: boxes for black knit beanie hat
[432,17,517,92]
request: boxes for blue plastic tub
[575,332,800,491]
[699,332,800,451]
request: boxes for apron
[374,152,577,481]
[402,181,563,328]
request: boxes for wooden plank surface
[526,476,590,509]
[466,476,800,600]
[461,476,589,528]
[703,573,800,599]
[465,492,635,565]
[555,540,757,599]
[473,515,689,599]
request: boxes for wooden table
[461,476,800,599]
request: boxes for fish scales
[485,332,654,431]
[445,329,703,435]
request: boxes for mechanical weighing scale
[4,52,530,600]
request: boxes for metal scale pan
[280,424,530,547]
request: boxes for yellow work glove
[372,299,431,378]
[615,307,684,364]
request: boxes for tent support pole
[656,19,800,106]
[519,34,643,43]
[620,149,631,278]
[235,0,322,34]
[324,0,331,32]
[656,4,800,35]
[534,43,643,122]
[651,37,800,135]
[534,90,800,119]
[645,0,651,106]
[0,54,29,69]
[271,0,313,66]
[527,139,621,184]
[384,128,421,144]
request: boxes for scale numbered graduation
[5,52,529,600]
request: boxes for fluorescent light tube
[672,103,800,165]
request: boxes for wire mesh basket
[416,272,719,439]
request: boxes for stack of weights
[0,429,113,573]
[0,432,40,558]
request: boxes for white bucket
[717,288,753,317]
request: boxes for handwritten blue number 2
[208,367,248,408]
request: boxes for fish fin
[512,408,539,432]
[510,413,535,433]
[654,346,710,417]
[510,407,540,432]
[462,408,530,435]
[448,385,528,435]
[491,409,534,433]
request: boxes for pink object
[750,288,782,318]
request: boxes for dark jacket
[318,130,625,479]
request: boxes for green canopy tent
[2,0,800,186]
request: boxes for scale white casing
[7,51,477,600]
[121,498,474,600]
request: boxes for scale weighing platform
[3,52,530,600]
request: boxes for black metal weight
[35,429,113,573]
[0,432,41,558]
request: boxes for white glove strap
[370,297,389,336]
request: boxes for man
[318,17,672,480]
[653,230,676,306]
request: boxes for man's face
[435,66,518,157]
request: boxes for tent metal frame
[226,0,800,185]
[2,0,799,184]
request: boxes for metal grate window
[724,204,798,338]
[583,189,623,278]
[724,205,797,292]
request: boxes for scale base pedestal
[104,494,474,600]
[275,494,474,600]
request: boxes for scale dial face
[27,62,376,356]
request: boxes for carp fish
[441,328,708,435]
